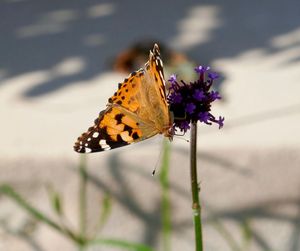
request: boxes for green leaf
[210,217,240,251]
[241,219,252,250]
[46,185,63,216]
[98,193,112,229]
[0,184,81,244]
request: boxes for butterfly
[74,44,173,153]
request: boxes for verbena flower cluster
[167,66,224,132]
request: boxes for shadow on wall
[0,0,300,97]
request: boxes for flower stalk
[167,65,224,251]
[190,122,203,251]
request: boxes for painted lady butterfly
[74,44,173,153]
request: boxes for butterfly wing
[74,44,171,153]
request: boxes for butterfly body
[74,44,172,153]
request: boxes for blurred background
[1,0,300,250]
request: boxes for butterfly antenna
[152,151,162,176]
[152,168,156,176]
[151,140,165,176]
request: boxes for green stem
[79,155,87,240]
[190,122,203,251]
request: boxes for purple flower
[208,72,219,80]
[216,116,225,129]
[185,103,196,114]
[167,65,224,132]
[198,112,210,123]
[193,89,205,101]
[179,121,190,132]
[172,93,183,104]
[168,74,177,85]
[194,66,210,74]
[210,91,221,101]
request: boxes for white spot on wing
[99,139,111,149]
[85,148,92,153]
[93,132,99,138]
[159,58,163,66]
[99,139,106,144]
[159,70,164,81]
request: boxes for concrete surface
[0,0,300,251]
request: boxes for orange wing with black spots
[74,44,172,153]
